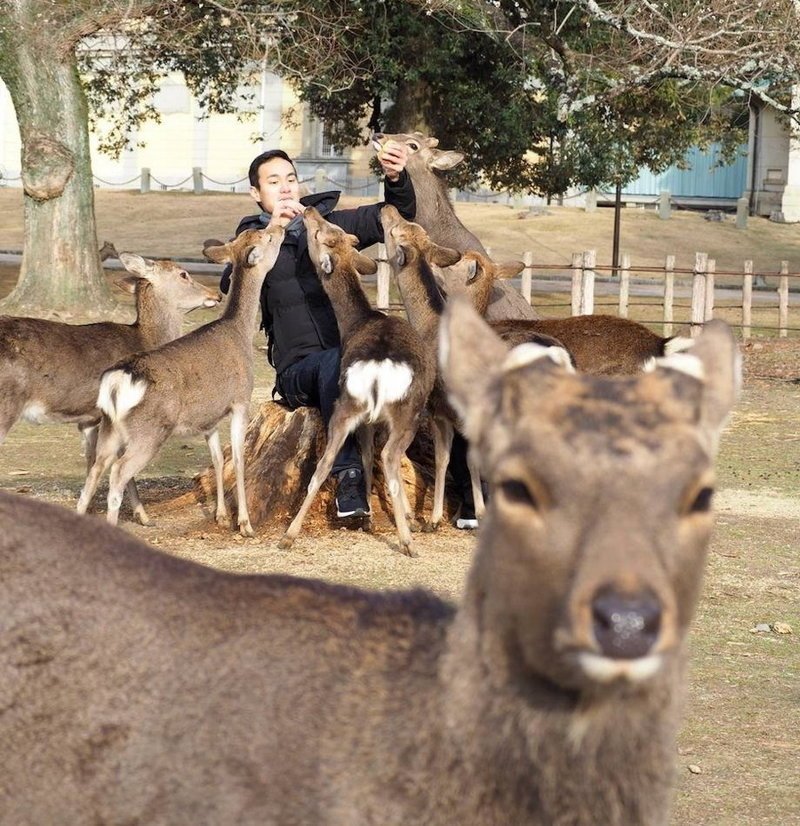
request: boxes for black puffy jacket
[221,172,416,376]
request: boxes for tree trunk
[173,403,459,534]
[0,8,116,319]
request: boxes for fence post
[571,252,583,316]
[663,254,675,337]
[618,252,630,317]
[580,249,596,315]
[314,168,326,194]
[658,190,671,220]
[585,190,597,213]
[704,258,716,321]
[141,168,151,194]
[736,196,749,229]
[742,260,753,340]
[690,252,708,337]
[192,167,203,195]
[521,250,533,305]
[778,260,789,337]
[376,243,390,311]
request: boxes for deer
[440,248,692,374]
[0,303,740,825]
[279,207,435,556]
[98,240,119,261]
[0,255,220,521]
[76,224,285,535]
[372,130,539,322]
[382,205,572,529]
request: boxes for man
[221,143,415,519]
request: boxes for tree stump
[182,402,459,534]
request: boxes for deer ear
[439,294,510,439]
[394,246,407,268]
[245,245,264,266]
[113,276,140,294]
[496,260,525,279]
[654,320,741,453]
[118,252,154,277]
[464,259,479,284]
[429,150,464,171]
[320,253,334,275]
[203,244,234,265]
[353,252,378,275]
[428,243,461,268]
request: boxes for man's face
[250,157,300,215]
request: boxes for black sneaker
[335,468,371,518]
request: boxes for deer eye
[408,141,419,151]
[688,487,714,513]
[179,271,190,281]
[499,479,538,510]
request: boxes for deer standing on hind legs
[76,225,284,534]
[279,207,435,556]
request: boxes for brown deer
[373,130,539,321]
[440,249,692,374]
[382,205,572,528]
[279,207,435,556]
[0,305,739,825]
[0,254,220,522]
[76,225,284,534]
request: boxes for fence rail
[372,245,799,339]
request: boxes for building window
[319,123,343,158]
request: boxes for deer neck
[406,163,487,255]
[221,264,269,339]
[134,283,184,349]
[321,267,375,341]
[394,258,445,339]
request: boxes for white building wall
[0,70,297,193]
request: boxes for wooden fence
[373,246,800,339]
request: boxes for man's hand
[269,198,304,227]
[377,140,408,182]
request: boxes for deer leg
[429,417,454,530]
[125,478,152,526]
[76,420,121,516]
[230,405,253,537]
[106,431,165,527]
[205,428,230,530]
[380,419,418,557]
[467,448,486,519]
[356,423,375,504]
[78,423,98,473]
[279,401,364,549]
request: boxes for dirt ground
[1,193,799,823]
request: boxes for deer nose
[372,132,385,141]
[591,587,661,659]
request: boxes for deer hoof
[278,534,294,550]
[422,520,439,533]
[134,509,152,527]
[239,521,255,538]
[215,513,231,529]
[400,541,419,558]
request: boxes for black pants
[276,348,361,477]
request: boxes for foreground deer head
[440,296,740,687]
[304,206,378,281]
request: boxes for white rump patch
[97,370,148,422]
[503,343,575,373]
[578,652,663,684]
[645,352,705,381]
[664,336,694,355]
[21,402,52,424]
[345,360,413,423]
